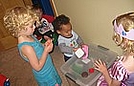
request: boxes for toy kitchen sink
[60,43,118,86]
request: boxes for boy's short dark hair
[52,14,70,31]
[32,4,42,11]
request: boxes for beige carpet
[0,46,77,86]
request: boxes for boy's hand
[73,48,79,52]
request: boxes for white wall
[54,0,134,55]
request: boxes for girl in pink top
[94,12,134,86]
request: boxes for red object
[88,68,94,73]
[0,74,7,86]
[36,36,42,40]
[70,44,73,47]
[42,14,54,23]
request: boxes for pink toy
[82,45,89,60]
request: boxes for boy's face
[57,22,73,38]
[35,9,43,19]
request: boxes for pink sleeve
[110,61,128,81]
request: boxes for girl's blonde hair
[112,12,134,53]
[3,6,40,38]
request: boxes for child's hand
[81,44,87,48]
[81,44,85,46]
[73,48,79,52]
[94,59,107,74]
[45,39,51,46]
[44,36,51,40]
[44,39,53,53]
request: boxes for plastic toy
[75,48,85,58]
[82,45,89,60]
[88,68,94,73]
[82,58,90,64]
[81,71,88,78]
[74,45,89,59]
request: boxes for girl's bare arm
[21,39,53,71]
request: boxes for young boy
[52,14,84,62]
[32,4,58,45]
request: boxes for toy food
[89,68,94,73]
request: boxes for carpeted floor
[0,46,77,86]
